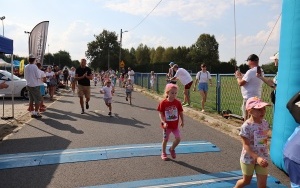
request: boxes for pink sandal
[161,153,168,161]
[169,148,176,159]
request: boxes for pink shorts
[163,128,181,141]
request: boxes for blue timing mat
[0,141,219,170]
[84,170,286,188]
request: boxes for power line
[128,0,163,31]
[259,12,282,57]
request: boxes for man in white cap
[24,54,42,118]
[235,54,264,120]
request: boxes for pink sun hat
[246,97,271,110]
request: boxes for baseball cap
[270,52,279,60]
[169,62,174,66]
[29,54,36,59]
[246,97,270,110]
[246,54,259,61]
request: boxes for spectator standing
[150,71,156,91]
[63,67,69,86]
[167,62,176,84]
[234,97,270,188]
[193,63,212,112]
[257,52,279,104]
[36,63,46,112]
[127,67,135,84]
[75,59,92,114]
[169,64,193,107]
[53,65,61,89]
[235,54,263,120]
[24,54,42,118]
[45,66,56,100]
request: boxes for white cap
[270,52,279,60]
[29,54,36,59]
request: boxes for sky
[1,0,282,66]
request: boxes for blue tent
[0,35,15,119]
[0,36,13,54]
[13,60,20,67]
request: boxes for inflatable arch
[270,0,300,171]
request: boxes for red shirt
[157,98,183,129]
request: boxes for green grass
[136,73,275,126]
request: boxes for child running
[234,97,270,188]
[93,73,98,86]
[125,78,134,105]
[100,79,115,116]
[157,83,184,161]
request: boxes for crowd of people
[20,53,299,188]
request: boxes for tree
[53,50,72,69]
[135,43,150,65]
[152,46,165,63]
[162,47,175,62]
[86,29,119,71]
[189,34,219,67]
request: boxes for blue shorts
[40,85,45,96]
[198,83,208,92]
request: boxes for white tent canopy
[0,58,11,67]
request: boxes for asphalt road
[0,85,290,187]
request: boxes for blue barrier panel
[0,141,219,170]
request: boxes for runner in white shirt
[100,79,115,116]
[127,67,135,84]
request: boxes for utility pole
[0,16,5,36]
[118,29,128,72]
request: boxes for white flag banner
[29,21,49,65]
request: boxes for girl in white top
[193,64,212,112]
[45,66,55,100]
[150,71,155,90]
[68,67,76,94]
[100,79,115,116]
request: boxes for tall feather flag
[19,59,24,75]
[28,21,49,65]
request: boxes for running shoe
[169,148,176,159]
[108,112,112,116]
[81,109,85,114]
[161,152,168,161]
[86,102,89,109]
[182,103,190,107]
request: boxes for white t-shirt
[101,84,114,99]
[174,68,193,85]
[196,71,211,83]
[24,64,41,87]
[69,70,75,78]
[128,70,135,80]
[38,69,46,85]
[45,71,55,82]
[241,67,263,99]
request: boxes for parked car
[0,70,47,99]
